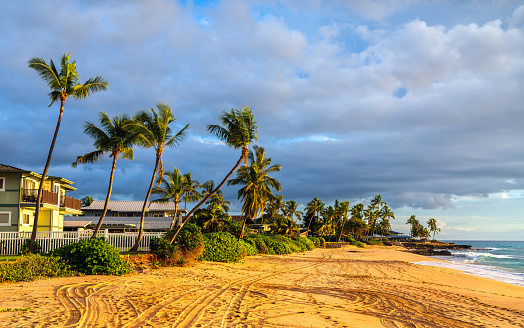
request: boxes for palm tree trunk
[168,153,245,244]
[130,156,160,251]
[29,99,65,253]
[91,155,118,239]
[238,214,249,241]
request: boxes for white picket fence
[0,230,165,255]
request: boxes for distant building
[0,163,81,232]
[65,200,186,232]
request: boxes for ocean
[414,240,524,287]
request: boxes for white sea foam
[414,261,524,287]
[452,251,513,261]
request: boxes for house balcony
[21,189,59,206]
[60,195,82,213]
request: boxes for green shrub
[200,232,244,263]
[307,237,320,248]
[262,236,292,255]
[0,254,79,283]
[20,239,42,255]
[150,237,177,259]
[175,223,204,252]
[293,237,314,251]
[367,240,382,246]
[351,241,365,248]
[244,236,269,254]
[240,240,258,256]
[50,239,131,275]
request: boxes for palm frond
[71,150,105,167]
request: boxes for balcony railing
[21,189,59,206]
[61,195,81,211]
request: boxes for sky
[0,0,523,240]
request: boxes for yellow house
[0,163,82,232]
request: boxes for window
[111,213,119,217]
[0,212,11,226]
[23,213,30,225]
[0,177,5,191]
[54,184,60,194]
[94,213,101,217]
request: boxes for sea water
[414,240,524,287]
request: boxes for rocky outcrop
[401,242,471,256]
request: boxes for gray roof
[0,163,28,172]
[63,220,92,228]
[82,200,186,213]
[66,216,173,230]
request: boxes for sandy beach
[1,246,523,327]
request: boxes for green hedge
[200,232,244,263]
[50,239,131,276]
[0,254,79,283]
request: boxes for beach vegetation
[181,172,202,211]
[201,180,231,212]
[0,254,79,283]
[151,167,186,230]
[351,241,366,248]
[228,145,282,239]
[169,106,258,244]
[50,239,131,275]
[81,195,94,207]
[269,215,299,236]
[72,112,137,238]
[129,103,189,251]
[200,232,244,262]
[149,237,178,260]
[26,52,109,253]
[427,218,441,240]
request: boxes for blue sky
[1,0,523,240]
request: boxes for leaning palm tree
[168,106,257,244]
[427,218,440,240]
[27,52,108,252]
[72,112,136,238]
[151,167,186,230]
[228,145,282,239]
[130,103,189,251]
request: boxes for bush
[200,232,244,263]
[293,237,314,251]
[0,254,79,283]
[366,240,382,246]
[244,236,268,254]
[175,223,204,252]
[150,237,177,259]
[262,236,292,255]
[21,239,42,255]
[240,240,258,256]
[51,239,131,276]
[351,241,365,248]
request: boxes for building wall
[0,172,21,231]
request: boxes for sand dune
[1,246,523,327]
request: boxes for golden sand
[1,246,523,327]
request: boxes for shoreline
[1,246,523,327]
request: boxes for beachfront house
[0,163,82,232]
[65,200,186,232]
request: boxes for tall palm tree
[151,167,185,230]
[427,218,440,240]
[284,200,303,223]
[72,112,136,238]
[317,206,336,237]
[168,106,257,243]
[201,204,231,233]
[305,197,324,234]
[265,194,284,220]
[27,52,108,252]
[181,172,201,210]
[130,103,189,251]
[200,180,231,212]
[270,216,298,236]
[228,145,282,239]
[336,200,350,242]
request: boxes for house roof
[0,163,30,173]
[66,216,173,230]
[82,200,186,213]
[63,221,92,228]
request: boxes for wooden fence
[0,230,165,255]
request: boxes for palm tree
[305,197,324,234]
[265,194,285,220]
[317,206,336,237]
[130,103,189,251]
[181,173,201,210]
[201,204,231,233]
[151,167,185,230]
[72,112,136,238]
[336,200,350,242]
[168,106,257,243]
[427,218,440,240]
[200,180,231,212]
[407,215,420,238]
[270,216,298,236]
[284,200,303,223]
[228,145,282,239]
[27,52,108,252]
[81,195,94,207]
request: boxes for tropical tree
[316,206,336,237]
[284,200,303,223]
[265,194,285,221]
[181,173,201,210]
[270,215,299,236]
[200,204,231,233]
[379,205,395,237]
[27,52,109,252]
[427,218,441,240]
[81,195,94,207]
[151,167,185,230]
[130,103,189,251]
[169,106,257,244]
[228,145,282,239]
[201,180,231,212]
[336,200,350,241]
[72,112,136,238]
[305,197,324,234]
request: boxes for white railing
[0,230,165,255]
